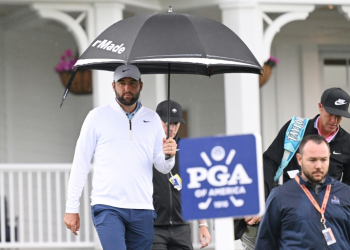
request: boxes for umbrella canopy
[60,9,263,138]
[73,11,262,76]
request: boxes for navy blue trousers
[91,204,157,250]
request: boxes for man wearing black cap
[262,87,350,199]
[152,100,211,250]
[238,87,350,245]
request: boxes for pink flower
[65,49,73,57]
[55,49,78,72]
[268,56,279,64]
[266,56,279,68]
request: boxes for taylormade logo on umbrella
[92,39,125,54]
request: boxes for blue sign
[178,134,264,221]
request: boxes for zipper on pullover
[129,120,133,140]
[118,101,141,141]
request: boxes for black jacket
[152,136,187,226]
[264,115,350,199]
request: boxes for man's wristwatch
[198,222,208,228]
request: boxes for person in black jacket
[237,87,350,243]
[263,87,350,200]
[152,100,211,250]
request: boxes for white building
[1,0,350,249]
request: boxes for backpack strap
[274,116,309,182]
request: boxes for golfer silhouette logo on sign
[179,134,264,221]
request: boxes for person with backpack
[263,87,350,200]
[238,87,350,248]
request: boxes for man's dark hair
[298,134,330,155]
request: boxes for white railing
[0,164,96,249]
[0,164,215,250]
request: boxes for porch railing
[0,164,96,249]
[0,164,215,249]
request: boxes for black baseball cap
[321,87,350,118]
[156,100,186,124]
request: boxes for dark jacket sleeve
[341,151,350,186]
[255,189,281,250]
[263,154,279,200]
[234,219,248,240]
[339,133,350,186]
[263,120,291,199]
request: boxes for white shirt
[65,101,175,213]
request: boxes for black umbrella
[60,8,262,136]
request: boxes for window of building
[323,58,349,87]
[321,49,350,88]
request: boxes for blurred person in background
[152,100,211,250]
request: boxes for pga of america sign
[179,134,265,220]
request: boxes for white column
[218,1,263,250]
[0,26,6,162]
[301,44,321,118]
[93,3,125,108]
[221,1,263,135]
[139,74,167,111]
[339,5,350,21]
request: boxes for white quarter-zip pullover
[66,101,175,213]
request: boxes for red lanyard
[295,175,331,223]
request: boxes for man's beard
[115,90,140,106]
[302,169,326,185]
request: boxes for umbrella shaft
[167,64,171,139]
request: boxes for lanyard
[295,175,331,224]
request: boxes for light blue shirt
[122,100,142,120]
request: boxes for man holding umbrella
[152,100,211,250]
[64,65,177,250]
[59,11,262,249]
